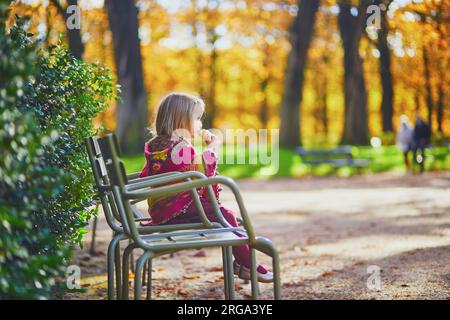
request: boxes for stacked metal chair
[85,133,281,300]
[85,134,225,299]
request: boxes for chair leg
[225,246,235,300]
[107,234,123,300]
[142,260,147,287]
[254,239,282,300]
[121,244,135,300]
[146,257,153,300]
[129,239,135,274]
[250,247,259,299]
[270,247,281,300]
[221,247,229,300]
[89,214,98,255]
[114,241,122,299]
[135,252,152,300]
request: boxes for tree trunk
[437,80,444,133]
[191,0,206,110]
[45,3,52,47]
[206,33,218,128]
[203,28,218,129]
[376,0,393,132]
[321,80,328,137]
[414,92,421,113]
[435,2,446,133]
[50,0,84,60]
[106,0,148,154]
[338,0,369,145]
[279,0,319,148]
[259,44,271,128]
[66,0,84,59]
[422,45,433,132]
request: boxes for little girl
[139,92,273,283]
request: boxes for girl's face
[191,106,204,136]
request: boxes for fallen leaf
[321,271,335,277]
[206,266,223,272]
[177,289,189,297]
[159,287,175,291]
[284,282,302,288]
[183,274,200,280]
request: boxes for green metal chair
[85,135,238,300]
[98,133,281,300]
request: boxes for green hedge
[0,17,115,299]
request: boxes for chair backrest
[85,135,124,233]
[96,133,138,240]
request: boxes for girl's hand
[200,129,219,147]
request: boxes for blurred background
[2,0,450,300]
[7,0,449,177]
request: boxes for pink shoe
[233,261,274,283]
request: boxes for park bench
[296,146,370,172]
[85,133,281,300]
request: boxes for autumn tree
[279,0,320,147]
[369,0,394,133]
[338,0,370,145]
[308,4,340,140]
[105,0,148,154]
[408,0,449,134]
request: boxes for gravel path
[64,171,450,300]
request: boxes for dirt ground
[63,171,450,300]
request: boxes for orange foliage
[7,0,450,142]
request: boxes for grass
[121,145,450,180]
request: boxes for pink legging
[163,198,254,269]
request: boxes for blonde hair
[154,92,205,138]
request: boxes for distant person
[412,114,431,173]
[396,115,413,170]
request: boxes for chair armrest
[127,171,180,185]
[124,171,216,228]
[125,171,207,191]
[124,175,256,242]
[126,171,141,180]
